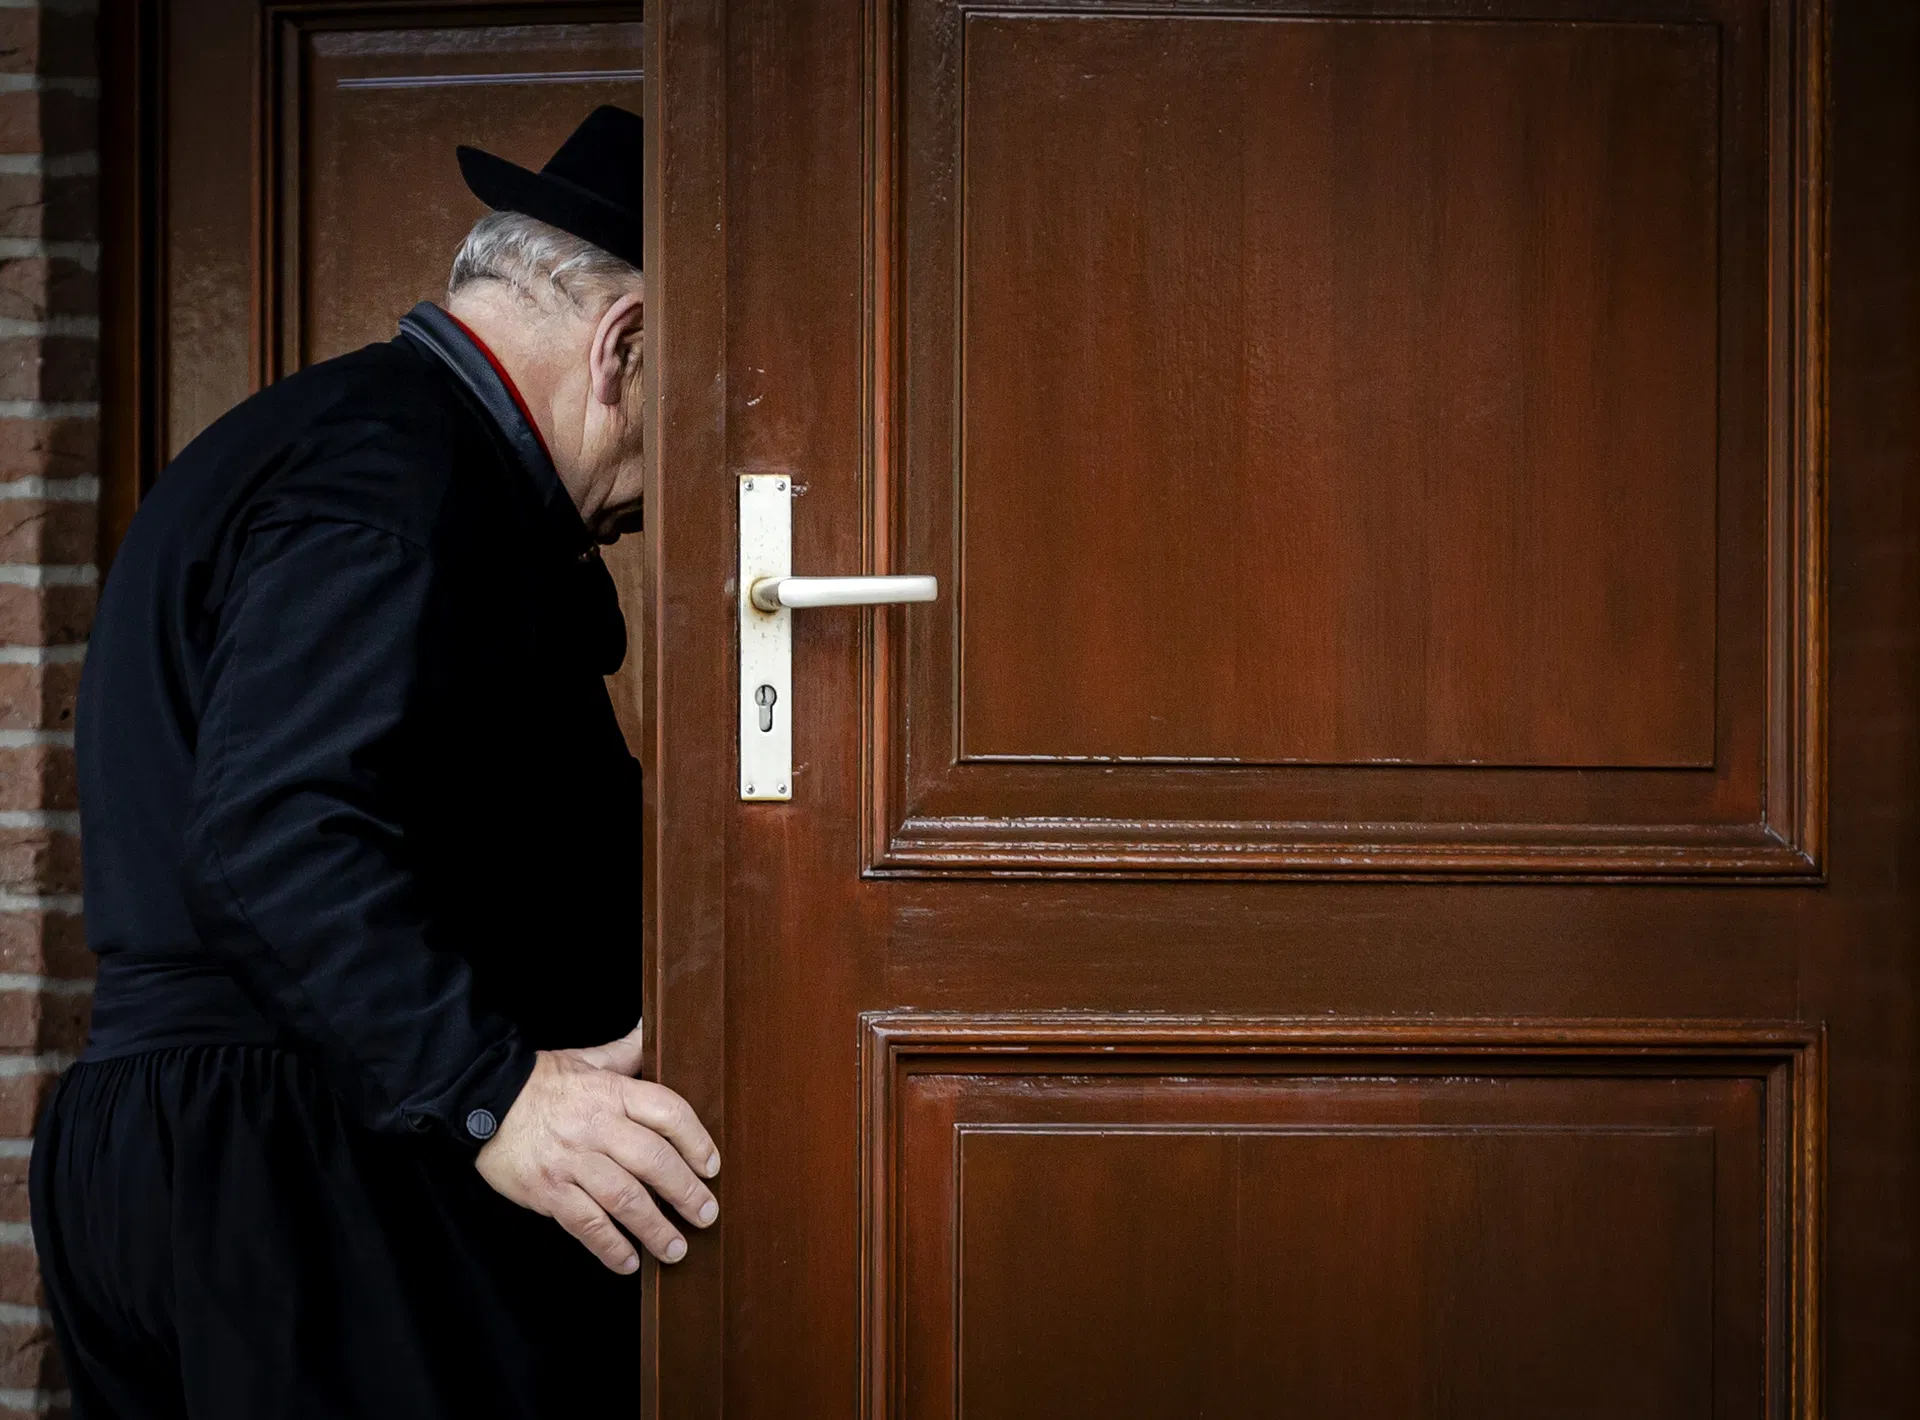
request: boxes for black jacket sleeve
[180,515,536,1146]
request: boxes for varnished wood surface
[958,17,1720,771]
[119,2,644,470]
[106,0,1919,1415]
[866,1017,1815,1420]
[875,0,1819,879]
[963,1125,1718,1415]
[681,0,1914,1413]
[290,19,645,371]
[635,3,729,1417]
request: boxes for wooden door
[105,0,645,566]
[104,0,659,897]
[645,1,1917,1417]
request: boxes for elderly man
[27,107,711,1417]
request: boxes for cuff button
[465,1108,498,1141]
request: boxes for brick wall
[0,1,98,1415]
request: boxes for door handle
[738,475,938,801]
[748,574,937,612]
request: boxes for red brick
[0,503,94,565]
[0,13,35,75]
[0,9,93,79]
[0,585,88,646]
[0,825,81,893]
[0,0,102,1346]
[0,1316,61,1392]
[0,336,96,403]
[0,989,86,1055]
[0,93,33,154]
[0,661,80,733]
[0,1238,41,1308]
[0,93,36,154]
[0,829,81,895]
[0,586,91,647]
[0,745,72,814]
[0,90,94,158]
[0,170,96,242]
[0,257,95,323]
[0,755,66,817]
[0,1149,23,1226]
[0,913,85,979]
[0,418,95,481]
[0,1072,52,1140]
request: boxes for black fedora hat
[456,105,644,270]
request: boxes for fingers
[550,1183,646,1275]
[575,1155,688,1266]
[620,1077,721,1180]
[574,1020,647,1076]
[483,1049,720,1274]
[600,1117,718,1230]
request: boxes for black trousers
[30,1046,639,1419]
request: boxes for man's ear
[589,290,645,406]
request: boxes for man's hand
[475,1024,720,1273]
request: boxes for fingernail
[666,1238,687,1263]
[698,1199,718,1226]
[705,1152,721,1177]
[619,1255,639,1274]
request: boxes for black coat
[33,305,648,1414]
[77,302,644,1145]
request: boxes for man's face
[583,412,646,542]
[574,287,646,542]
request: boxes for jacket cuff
[411,1035,538,1153]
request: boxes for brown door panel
[655,0,1914,1414]
[125,1,643,473]
[869,1018,1806,1420]
[882,5,1791,878]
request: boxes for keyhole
[755,683,778,732]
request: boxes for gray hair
[446,210,641,312]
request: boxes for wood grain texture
[959,16,1720,771]
[639,2,730,1417]
[699,0,1913,1408]
[961,1129,1716,1416]
[105,2,645,481]
[281,17,645,374]
[861,1015,1821,1420]
[865,0,1826,878]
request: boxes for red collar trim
[443,311,554,464]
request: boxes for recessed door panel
[866,1018,1810,1420]
[291,20,646,369]
[868,0,1817,877]
[958,16,1720,772]
[154,3,643,459]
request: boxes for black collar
[397,301,593,558]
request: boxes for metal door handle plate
[738,476,939,801]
